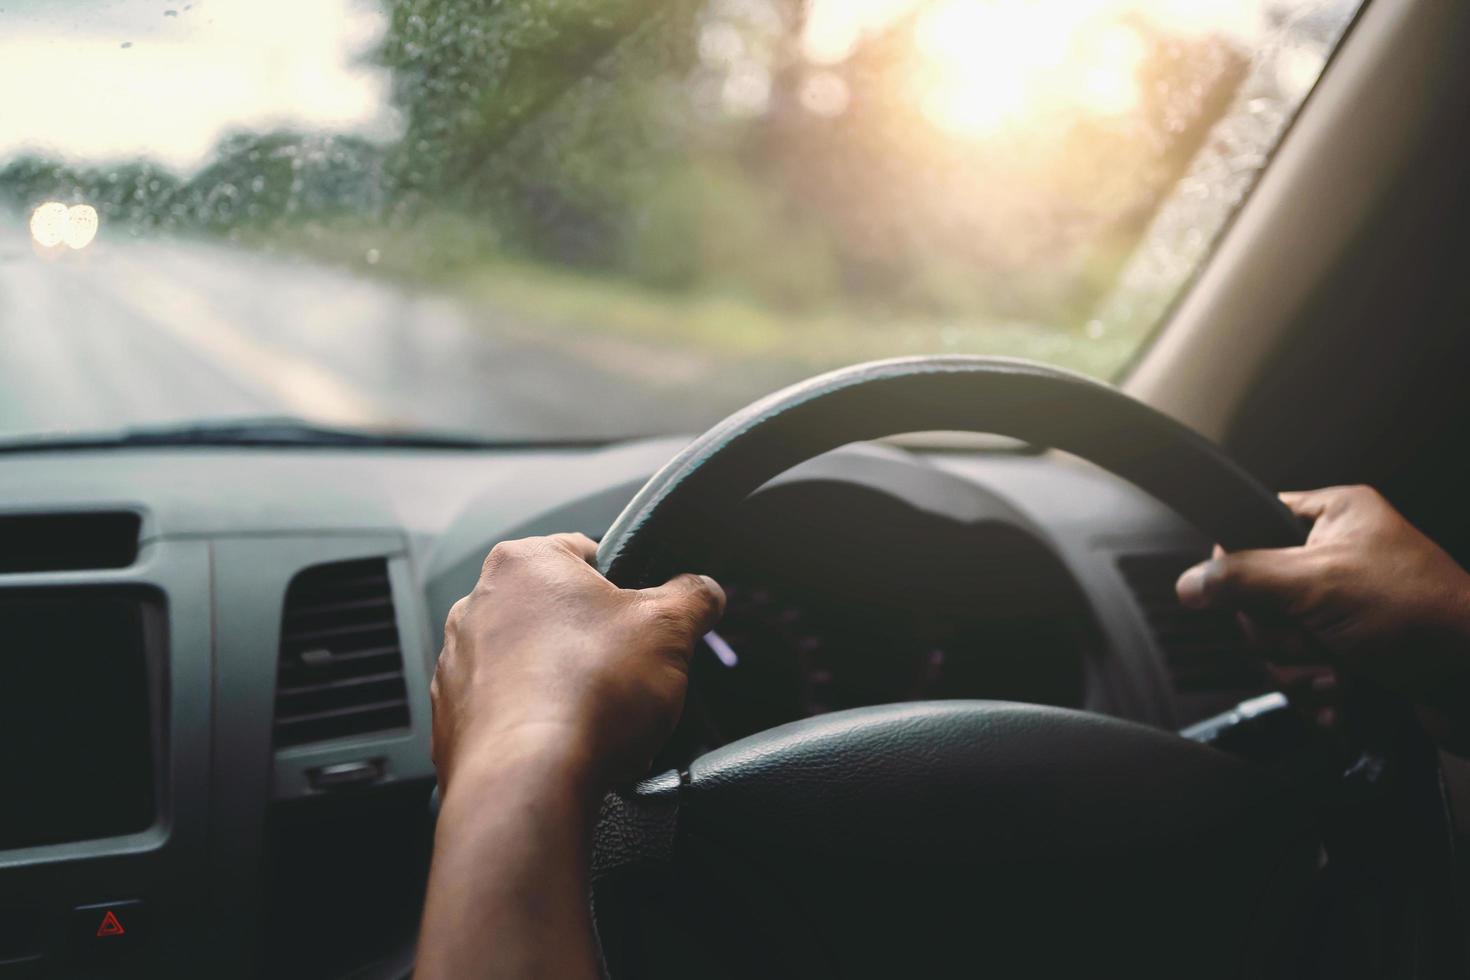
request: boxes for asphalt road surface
[0,228,765,443]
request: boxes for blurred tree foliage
[0,133,383,238]
[368,0,1246,320]
[1,0,1250,329]
[378,0,698,199]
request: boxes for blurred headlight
[29,201,99,250]
[29,201,69,247]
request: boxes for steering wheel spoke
[592,770,681,884]
[589,357,1320,977]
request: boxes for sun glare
[796,0,1271,136]
[912,0,1146,137]
[914,0,1068,136]
[802,0,920,65]
[1075,23,1147,116]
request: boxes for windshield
[0,0,1361,442]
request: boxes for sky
[0,0,395,172]
[0,0,1345,173]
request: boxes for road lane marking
[0,260,108,431]
[102,256,392,427]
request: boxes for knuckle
[658,577,722,628]
[483,541,512,569]
[444,596,469,638]
[1323,484,1379,514]
[643,599,694,637]
[690,580,722,619]
[482,539,530,577]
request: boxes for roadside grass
[454,259,1141,380]
[237,221,1143,382]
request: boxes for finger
[1236,613,1321,663]
[545,531,599,565]
[642,572,727,639]
[1279,485,1381,522]
[1264,662,1341,731]
[1266,662,1338,694]
[1277,489,1333,520]
[1175,548,1312,615]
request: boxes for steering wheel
[588,357,1318,979]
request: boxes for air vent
[1116,553,1265,695]
[274,558,410,748]
[0,512,141,572]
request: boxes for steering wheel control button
[68,900,147,961]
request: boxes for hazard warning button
[95,910,125,938]
[69,900,148,960]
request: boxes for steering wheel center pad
[686,700,1305,859]
[590,357,1314,978]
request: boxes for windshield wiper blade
[0,417,619,452]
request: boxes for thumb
[1175,548,1311,617]
[641,572,727,639]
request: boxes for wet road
[0,230,743,441]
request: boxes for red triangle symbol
[95,909,126,938]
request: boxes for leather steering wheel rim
[596,355,1304,587]
[589,356,1319,979]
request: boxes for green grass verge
[238,221,1145,381]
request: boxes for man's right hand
[418,534,724,980]
[431,532,725,796]
[1175,485,1470,708]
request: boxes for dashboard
[0,436,1266,979]
[659,471,1099,763]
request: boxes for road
[0,229,766,442]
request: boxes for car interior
[4,0,1470,977]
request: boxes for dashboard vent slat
[282,595,394,623]
[1116,553,1264,696]
[281,620,400,647]
[274,558,410,748]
